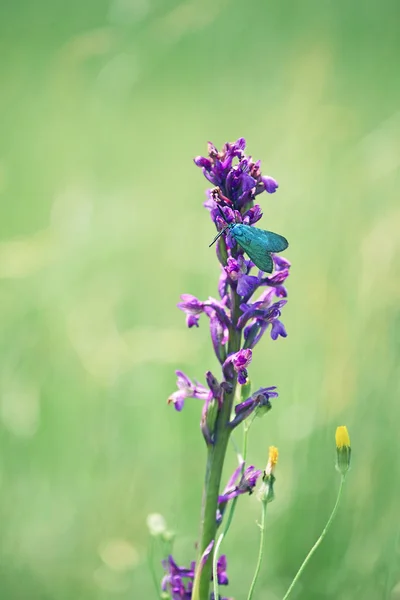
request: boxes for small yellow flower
[259,446,279,504]
[265,446,278,476]
[335,426,351,475]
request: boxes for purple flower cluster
[194,139,278,210]
[169,138,290,427]
[162,554,229,600]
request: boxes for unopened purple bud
[201,397,217,445]
[262,175,279,193]
[215,554,229,585]
[209,314,228,363]
[207,141,219,157]
[206,370,222,400]
[218,270,229,299]
[243,321,267,349]
[221,381,233,395]
[232,137,246,152]
[193,156,212,170]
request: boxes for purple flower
[238,298,287,331]
[232,348,252,371]
[225,255,246,281]
[224,256,263,298]
[162,550,229,599]
[168,371,210,411]
[273,254,291,271]
[177,294,205,328]
[223,349,252,385]
[219,464,262,503]
[196,138,281,213]
[161,555,195,599]
[270,319,287,340]
[204,297,231,329]
[242,204,263,225]
[264,267,290,288]
[177,293,232,362]
[261,260,290,298]
[230,386,278,427]
[212,554,229,585]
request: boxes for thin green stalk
[212,496,238,600]
[247,499,268,600]
[282,475,346,600]
[192,287,242,600]
[147,537,161,598]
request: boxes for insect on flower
[209,207,289,273]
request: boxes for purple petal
[262,176,279,193]
[237,274,260,297]
[270,319,287,340]
[193,156,212,170]
[186,314,200,328]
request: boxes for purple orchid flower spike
[166,138,290,599]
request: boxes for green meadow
[1,1,400,598]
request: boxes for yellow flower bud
[335,426,351,475]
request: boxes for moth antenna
[217,205,227,222]
[209,226,229,247]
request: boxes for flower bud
[335,426,351,476]
[259,446,278,504]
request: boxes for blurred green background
[1,0,400,598]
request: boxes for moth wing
[231,224,287,273]
[231,226,274,273]
[245,248,274,273]
[256,229,289,252]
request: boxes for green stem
[282,475,346,600]
[212,496,237,600]
[192,288,242,600]
[147,537,161,598]
[212,413,255,600]
[247,499,268,600]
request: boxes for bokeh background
[1,1,400,598]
